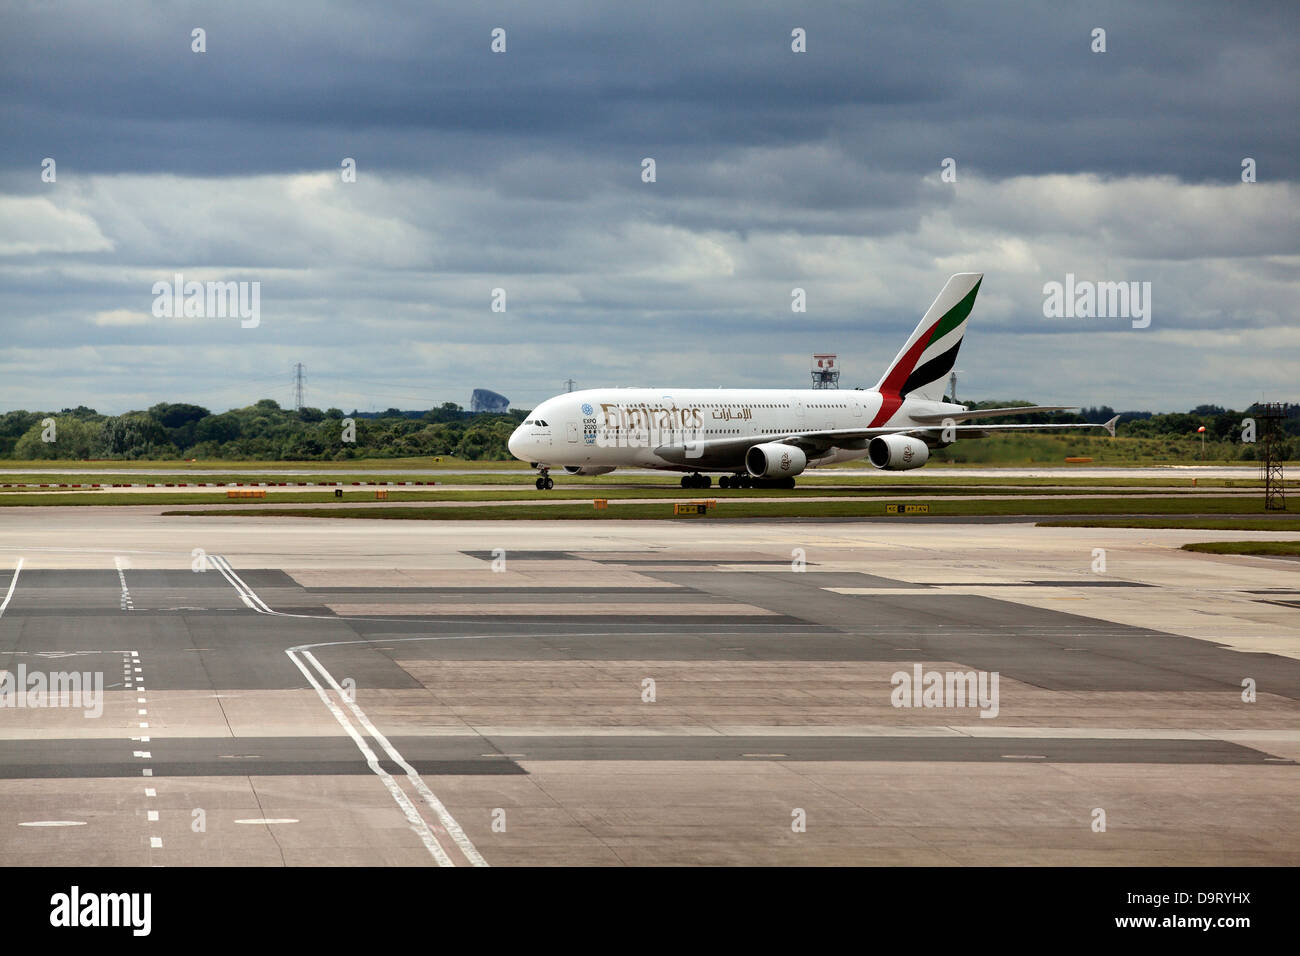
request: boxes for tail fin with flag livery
[873,273,982,402]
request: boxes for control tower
[811,353,839,389]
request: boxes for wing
[653,416,1119,468]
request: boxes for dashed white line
[130,649,158,861]
[114,557,135,611]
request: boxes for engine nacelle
[867,434,929,470]
[868,434,930,468]
[745,443,807,478]
[563,465,617,476]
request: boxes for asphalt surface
[1,515,1297,865]
[5,565,1298,760]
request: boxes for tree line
[0,398,1293,461]
[0,400,526,461]
[960,400,1298,459]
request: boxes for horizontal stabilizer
[909,405,1076,424]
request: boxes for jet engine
[563,465,617,476]
[745,443,808,479]
[867,434,929,470]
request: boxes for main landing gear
[680,473,712,489]
[534,467,554,491]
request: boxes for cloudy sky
[1,0,1296,414]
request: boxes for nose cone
[507,426,525,461]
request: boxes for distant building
[471,388,510,413]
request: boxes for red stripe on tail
[868,319,939,426]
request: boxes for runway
[1,509,1297,865]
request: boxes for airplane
[507,273,1118,490]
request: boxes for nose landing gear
[534,468,554,491]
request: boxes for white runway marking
[0,558,23,618]
[301,648,487,867]
[283,642,456,866]
[235,818,299,825]
[20,820,86,827]
[211,554,853,866]
[119,648,158,859]
[114,557,134,611]
[210,555,486,867]
[207,555,804,629]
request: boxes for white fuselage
[507,387,963,473]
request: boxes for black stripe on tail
[899,340,963,398]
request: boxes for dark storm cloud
[0,1,1297,415]
[2,0,1296,182]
